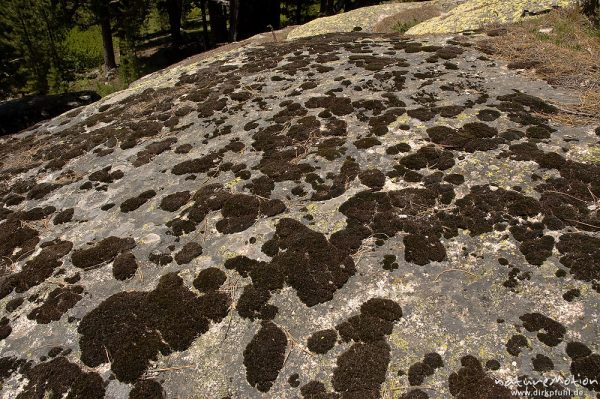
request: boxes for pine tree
[112,0,151,83]
[0,0,72,94]
[87,0,118,70]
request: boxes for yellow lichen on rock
[406,0,575,35]
[287,3,425,40]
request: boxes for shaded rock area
[0,28,598,399]
[0,91,100,136]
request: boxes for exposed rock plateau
[0,17,598,399]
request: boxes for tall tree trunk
[100,15,117,70]
[199,0,209,49]
[16,10,48,94]
[207,1,228,44]
[582,0,599,24]
[321,0,334,15]
[166,0,183,47]
[295,0,302,24]
[229,0,239,42]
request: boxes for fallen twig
[434,268,478,281]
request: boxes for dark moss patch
[0,356,30,383]
[520,313,566,347]
[243,321,287,392]
[400,389,429,399]
[566,342,591,359]
[130,379,165,399]
[71,236,136,269]
[516,233,554,266]
[261,218,356,306]
[423,352,444,369]
[0,239,72,299]
[148,252,173,266]
[193,267,226,292]
[0,318,11,340]
[113,252,138,280]
[562,288,580,302]
[354,137,381,149]
[16,357,105,399]
[436,46,463,59]
[444,174,464,185]
[14,206,56,221]
[27,182,60,200]
[476,109,501,121]
[159,191,191,212]
[386,143,411,155]
[100,203,114,211]
[358,169,385,191]
[400,145,455,170]
[485,359,500,370]
[506,334,529,356]
[224,255,261,278]
[88,167,124,184]
[246,176,275,198]
[427,122,502,152]
[404,234,446,266]
[408,361,433,386]
[175,144,193,154]
[120,190,156,213]
[556,234,600,283]
[236,285,276,320]
[407,107,435,121]
[497,92,557,114]
[53,208,74,225]
[569,348,600,392]
[382,255,398,271]
[448,355,511,398]
[526,125,553,139]
[133,137,177,167]
[174,242,203,265]
[307,329,337,354]
[300,381,337,399]
[172,152,222,175]
[305,96,353,116]
[3,193,24,207]
[503,266,531,291]
[332,340,390,399]
[435,105,465,118]
[5,297,24,313]
[336,298,402,343]
[454,185,541,236]
[216,194,285,234]
[288,373,301,388]
[311,158,360,201]
[78,273,230,382]
[0,220,39,269]
[532,354,554,372]
[27,285,83,324]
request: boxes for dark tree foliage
[112,0,152,83]
[0,0,75,96]
[581,0,599,25]
[157,0,184,46]
[0,0,387,98]
[236,0,280,40]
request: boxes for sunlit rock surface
[0,30,598,399]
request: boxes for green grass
[64,26,111,71]
[69,76,126,97]
[393,19,420,33]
